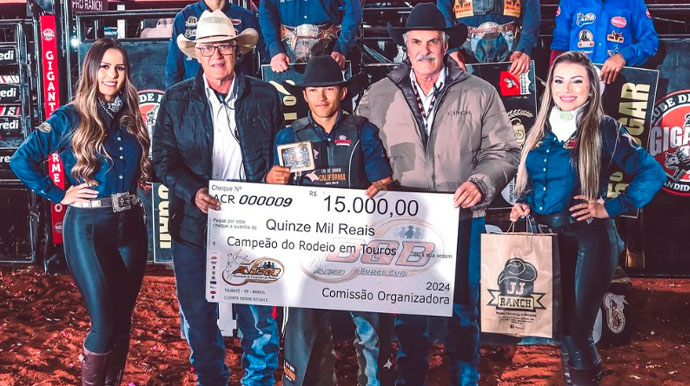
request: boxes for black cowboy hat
[387,3,468,49]
[282,55,367,95]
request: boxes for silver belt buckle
[294,24,319,38]
[112,192,137,213]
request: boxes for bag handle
[507,215,542,234]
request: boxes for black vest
[291,114,369,189]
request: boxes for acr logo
[649,90,690,196]
[222,256,284,286]
[487,257,545,312]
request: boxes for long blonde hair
[71,38,152,185]
[514,51,604,200]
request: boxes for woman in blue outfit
[10,38,152,386]
[510,51,666,386]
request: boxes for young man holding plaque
[356,4,520,385]
[265,55,394,386]
[153,10,282,386]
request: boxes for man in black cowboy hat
[357,3,519,385]
[266,55,394,386]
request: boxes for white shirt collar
[203,74,237,106]
[410,66,446,98]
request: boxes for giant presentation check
[206,181,460,316]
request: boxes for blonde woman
[510,51,665,385]
[10,38,152,386]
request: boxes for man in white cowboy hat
[153,9,283,386]
[357,3,519,385]
[165,0,267,87]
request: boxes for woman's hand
[569,195,609,221]
[60,183,99,205]
[510,202,531,222]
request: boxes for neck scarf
[549,103,587,143]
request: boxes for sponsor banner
[0,147,17,179]
[649,90,690,196]
[261,62,352,127]
[598,66,659,217]
[71,0,108,13]
[0,46,16,66]
[206,181,459,316]
[151,182,172,263]
[40,15,64,244]
[0,83,20,104]
[0,105,22,137]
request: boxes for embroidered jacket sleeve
[620,0,659,66]
[515,0,541,56]
[9,110,73,203]
[360,121,393,183]
[602,118,666,217]
[258,0,284,58]
[550,0,573,52]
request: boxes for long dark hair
[515,51,604,200]
[71,38,152,185]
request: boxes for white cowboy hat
[176,9,258,58]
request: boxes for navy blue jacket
[551,0,658,66]
[153,71,283,247]
[437,0,541,56]
[10,104,143,203]
[258,0,362,58]
[165,0,267,87]
[522,116,666,218]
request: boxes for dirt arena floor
[1,265,688,386]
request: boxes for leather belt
[70,192,142,213]
[468,21,519,36]
[534,210,594,233]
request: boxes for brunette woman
[10,38,152,386]
[510,51,666,385]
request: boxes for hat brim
[387,23,468,50]
[281,72,369,98]
[176,28,259,59]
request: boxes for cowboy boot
[81,346,109,386]
[104,335,130,386]
[567,362,602,386]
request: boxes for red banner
[40,15,64,244]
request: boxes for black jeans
[63,205,148,353]
[535,214,618,369]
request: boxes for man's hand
[448,51,467,71]
[453,181,483,208]
[509,51,530,75]
[195,187,221,214]
[330,51,346,69]
[365,176,393,198]
[270,53,290,73]
[510,202,531,222]
[569,195,609,221]
[600,54,626,84]
[266,165,291,185]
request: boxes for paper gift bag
[480,232,561,339]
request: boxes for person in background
[153,10,282,386]
[259,0,362,72]
[266,55,393,386]
[511,51,666,385]
[357,4,520,385]
[10,38,152,386]
[165,0,266,87]
[550,0,659,84]
[437,0,540,75]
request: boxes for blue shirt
[258,0,363,58]
[522,117,666,218]
[9,104,143,204]
[437,0,541,56]
[273,111,392,184]
[551,0,658,66]
[165,0,267,87]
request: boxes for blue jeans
[172,240,280,386]
[395,217,484,386]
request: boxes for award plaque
[277,141,315,173]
